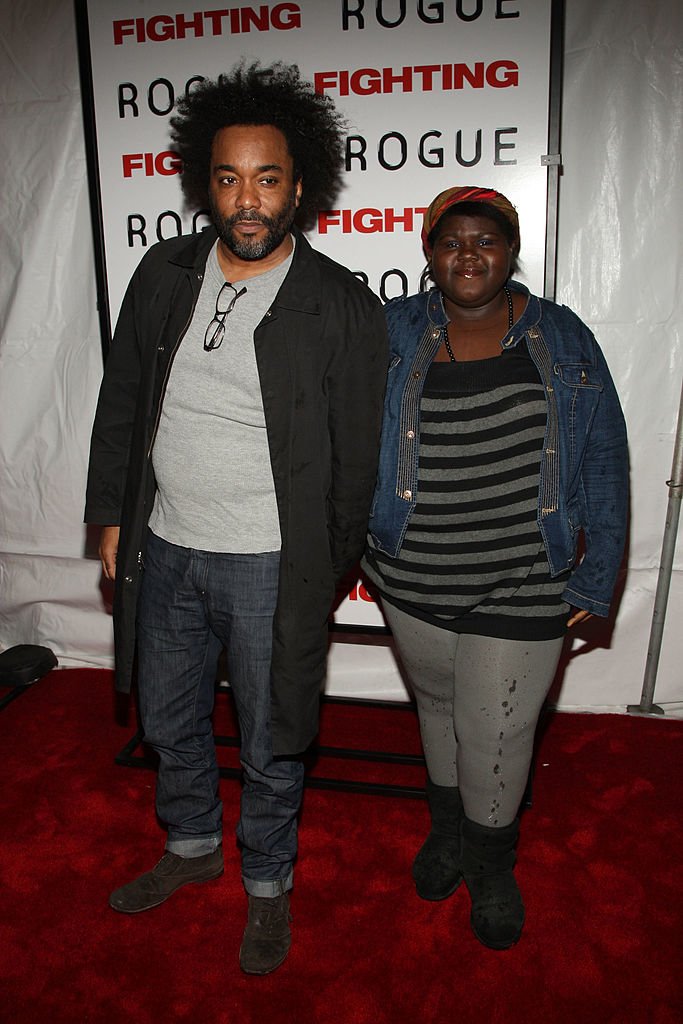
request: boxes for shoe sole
[471,928,523,950]
[471,909,525,950]
[239,941,291,976]
[414,875,463,902]
[109,866,224,914]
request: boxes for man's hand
[99,525,121,581]
[567,607,594,628]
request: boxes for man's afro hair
[170,61,347,227]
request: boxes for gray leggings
[383,603,564,828]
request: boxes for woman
[363,186,628,950]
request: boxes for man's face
[208,124,302,264]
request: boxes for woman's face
[430,212,516,313]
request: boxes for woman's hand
[99,525,121,581]
[567,607,594,628]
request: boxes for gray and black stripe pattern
[364,344,569,640]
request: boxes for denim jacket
[368,282,629,617]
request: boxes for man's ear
[295,179,303,207]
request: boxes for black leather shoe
[109,849,224,913]
[239,893,292,975]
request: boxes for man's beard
[210,193,298,261]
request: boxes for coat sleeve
[562,330,629,615]
[326,292,389,581]
[84,268,144,526]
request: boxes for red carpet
[1,669,681,1024]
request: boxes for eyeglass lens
[204,282,246,351]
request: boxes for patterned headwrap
[421,186,520,255]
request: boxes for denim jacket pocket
[381,352,403,402]
[566,500,582,535]
[555,364,604,391]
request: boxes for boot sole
[471,909,525,950]
[239,940,291,976]
[415,875,463,902]
[471,928,522,950]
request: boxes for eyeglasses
[203,282,247,351]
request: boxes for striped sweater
[363,343,569,640]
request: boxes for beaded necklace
[443,286,514,362]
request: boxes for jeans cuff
[166,835,222,858]
[243,868,293,897]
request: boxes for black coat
[85,227,388,754]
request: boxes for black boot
[412,779,463,901]
[461,816,524,950]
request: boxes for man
[85,63,387,975]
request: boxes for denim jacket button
[402,489,412,500]
[406,430,415,439]
[412,371,421,379]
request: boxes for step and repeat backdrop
[78,0,558,632]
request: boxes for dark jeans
[136,530,303,896]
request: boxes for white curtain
[1,0,681,712]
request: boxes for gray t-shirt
[148,238,293,552]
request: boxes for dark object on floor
[109,849,224,913]
[2,669,682,1022]
[461,815,525,950]
[240,893,292,975]
[412,778,464,900]
[0,644,58,686]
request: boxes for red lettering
[350,69,382,96]
[355,209,385,233]
[313,62,518,96]
[122,152,182,178]
[147,15,175,42]
[314,71,339,95]
[240,5,269,31]
[156,151,183,175]
[317,208,428,235]
[317,210,341,234]
[122,153,144,178]
[347,582,375,603]
[175,11,204,39]
[453,62,485,89]
[414,65,441,91]
[272,3,302,29]
[384,208,415,231]
[382,66,413,93]
[204,9,228,34]
[487,60,519,87]
[112,19,135,45]
[112,5,302,44]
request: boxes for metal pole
[628,376,683,715]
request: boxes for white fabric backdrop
[0,0,681,714]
